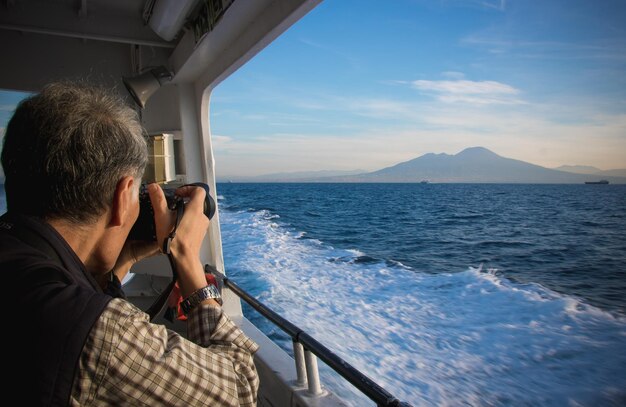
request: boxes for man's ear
[109,176,136,227]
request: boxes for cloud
[347,98,422,119]
[412,79,517,95]
[211,135,234,146]
[299,38,360,68]
[210,75,625,176]
[411,78,524,105]
[413,0,506,11]
[0,104,17,112]
[480,0,506,11]
[461,36,626,62]
[212,110,626,177]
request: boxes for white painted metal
[294,341,308,386]
[305,350,324,396]
[234,316,349,407]
[170,0,322,89]
[148,0,201,41]
[0,23,174,48]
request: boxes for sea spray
[220,200,626,406]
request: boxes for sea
[216,183,626,406]
[1,183,625,406]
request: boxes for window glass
[0,89,31,215]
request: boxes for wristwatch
[181,284,222,315]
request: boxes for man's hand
[111,240,160,283]
[147,183,213,300]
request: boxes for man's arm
[70,298,258,406]
[71,183,260,405]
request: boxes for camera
[128,182,216,241]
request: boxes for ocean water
[2,183,625,405]
[217,183,626,406]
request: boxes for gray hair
[1,82,148,223]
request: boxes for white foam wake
[220,208,626,406]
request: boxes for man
[0,82,259,406]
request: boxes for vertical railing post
[293,340,307,386]
[304,349,323,396]
[223,277,412,405]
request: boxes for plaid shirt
[69,298,259,406]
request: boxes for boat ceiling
[0,0,320,94]
[0,0,169,47]
[0,0,172,92]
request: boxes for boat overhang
[0,0,320,91]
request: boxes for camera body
[128,182,216,241]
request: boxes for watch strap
[180,284,222,315]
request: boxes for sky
[0,90,31,181]
[1,0,625,179]
[209,0,626,177]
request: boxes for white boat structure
[0,1,409,406]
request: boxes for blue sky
[0,90,31,180]
[210,0,626,177]
[1,0,625,179]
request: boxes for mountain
[556,165,626,178]
[216,147,626,184]
[554,165,602,174]
[330,147,626,184]
[596,168,626,177]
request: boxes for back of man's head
[1,82,148,224]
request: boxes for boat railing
[218,271,412,407]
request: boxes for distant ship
[585,180,609,184]
[420,180,429,184]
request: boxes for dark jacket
[0,213,111,406]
